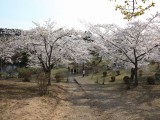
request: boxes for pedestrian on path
[82,70,85,77]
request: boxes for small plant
[116,70,120,76]
[147,76,155,85]
[110,76,116,82]
[123,76,130,84]
[23,71,32,82]
[102,71,107,77]
[18,68,32,82]
[55,72,64,82]
[53,68,68,82]
[123,76,130,89]
[36,72,48,96]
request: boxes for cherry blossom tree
[22,20,91,85]
[89,13,160,86]
[0,29,21,71]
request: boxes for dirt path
[52,76,99,120]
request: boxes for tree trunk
[48,70,51,85]
[134,60,138,86]
[46,69,51,85]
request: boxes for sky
[0,0,160,30]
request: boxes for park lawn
[86,69,130,84]
[80,65,160,91]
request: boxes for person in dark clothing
[82,70,85,77]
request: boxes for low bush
[102,71,107,77]
[147,76,155,85]
[123,76,130,84]
[123,76,130,89]
[18,68,32,82]
[116,70,120,76]
[55,72,64,82]
[110,76,116,82]
[53,68,68,82]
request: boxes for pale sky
[0,0,159,30]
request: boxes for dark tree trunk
[130,68,135,81]
[134,60,138,86]
[133,48,138,86]
[45,70,51,85]
[47,65,52,85]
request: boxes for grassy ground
[81,64,160,92]
[86,70,130,84]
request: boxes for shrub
[147,77,155,85]
[36,72,48,96]
[123,76,130,84]
[18,68,32,82]
[123,76,130,89]
[55,72,64,82]
[155,72,160,80]
[110,76,116,82]
[102,71,107,77]
[139,70,143,77]
[116,70,120,76]
[53,68,68,82]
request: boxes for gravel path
[52,76,99,120]
[52,75,160,120]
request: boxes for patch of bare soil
[51,82,99,120]
[1,97,57,120]
[0,80,66,120]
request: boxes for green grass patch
[88,69,130,84]
[52,68,68,82]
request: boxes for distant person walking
[82,70,85,77]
